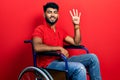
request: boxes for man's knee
[69,62,86,75]
[77,63,86,72]
[68,63,87,79]
[89,53,99,64]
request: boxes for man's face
[44,8,59,25]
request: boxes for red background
[0,0,120,80]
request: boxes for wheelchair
[18,40,89,80]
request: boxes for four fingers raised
[70,9,81,18]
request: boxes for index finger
[69,10,74,18]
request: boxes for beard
[45,16,58,25]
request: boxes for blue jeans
[47,53,102,80]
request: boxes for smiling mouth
[50,16,56,18]
[51,17,55,19]
[50,17,56,21]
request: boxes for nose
[51,12,55,16]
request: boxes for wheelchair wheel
[18,66,53,80]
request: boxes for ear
[43,14,45,18]
[58,14,59,18]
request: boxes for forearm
[34,43,62,52]
[74,24,81,45]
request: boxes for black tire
[18,66,53,80]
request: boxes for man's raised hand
[70,9,81,25]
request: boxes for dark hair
[43,2,59,12]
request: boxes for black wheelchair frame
[18,40,89,80]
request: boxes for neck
[48,23,56,32]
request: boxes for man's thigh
[68,54,96,67]
[47,60,85,73]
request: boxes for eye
[47,11,52,14]
[54,11,58,14]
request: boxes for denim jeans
[47,53,102,80]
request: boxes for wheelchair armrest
[37,51,61,56]
[36,51,68,64]
[64,45,89,53]
[64,45,85,49]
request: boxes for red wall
[0,0,120,80]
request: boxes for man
[32,2,101,80]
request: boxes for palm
[70,9,81,25]
[72,16,80,25]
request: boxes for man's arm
[64,9,81,46]
[32,37,69,57]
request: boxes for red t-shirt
[32,23,68,68]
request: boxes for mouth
[50,17,56,19]
[50,17,56,22]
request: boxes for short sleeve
[32,26,44,39]
[62,31,68,39]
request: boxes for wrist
[75,27,79,30]
[57,46,62,50]
[74,25,80,30]
[74,24,79,26]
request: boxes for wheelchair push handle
[24,40,32,43]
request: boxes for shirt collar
[43,20,58,32]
